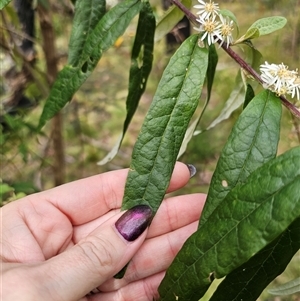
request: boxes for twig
[0,24,37,44]
[169,0,300,119]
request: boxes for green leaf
[0,183,15,205]
[243,84,255,109]
[121,34,209,213]
[38,0,142,129]
[209,218,300,301]
[154,0,192,42]
[200,71,245,134]
[19,142,29,163]
[206,45,218,104]
[39,66,87,129]
[234,28,259,44]
[269,276,300,296]
[67,0,106,67]
[98,0,155,165]
[12,181,39,194]
[0,183,15,196]
[178,44,218,158]
[242,41,263,72]
[249,16,287,36]
[0,0,11,10]
[158,146,300,301]
[234,16,287,44]
[199,90,281,228]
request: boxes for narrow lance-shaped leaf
[98,0,155,165]
[205,45,218,107]
[243,83,255,109]
[178,44,218,158]
[209,217,300,301]
[0,0,11,10]
[154,0,192,43]
[38,0,142,129]
[158,146,300,301]
[121,34,209,213]
[199,90,281,228]
[269,276,300,296]
[240,42,263,79]
[67,0,106,67]
[202,71,245,133]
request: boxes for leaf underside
[268,275,300,296]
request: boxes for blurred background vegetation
[0,0,299,299]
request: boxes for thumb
[39,205,153,301]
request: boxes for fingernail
[115,205,153,242]
[186,164,197,178]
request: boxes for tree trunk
[37,4,65,186]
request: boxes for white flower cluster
[193,0,234,47]
[260,62,300,100]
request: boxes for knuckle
[78,235,116,275]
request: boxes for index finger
[31,162,192,225]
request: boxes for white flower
[194,14,222,46]
[287,77,300,100]
[219,15,234,47]
[260,61,300,100]
[194,0,220,20]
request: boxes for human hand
[1,162,206,301]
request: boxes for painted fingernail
[115,205,153,242]
[186,164,197,178]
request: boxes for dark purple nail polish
[115,205,153,242]
[186,164,197,178]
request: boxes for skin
[0,162,206,301]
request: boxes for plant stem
[169,0,300,119]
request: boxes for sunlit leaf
[234,16,286,44]
[0,0,11,10]
[234,28,259,44]
[248,16,287,36]
[0,183,15,195]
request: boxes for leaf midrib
[163,175,300,297]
